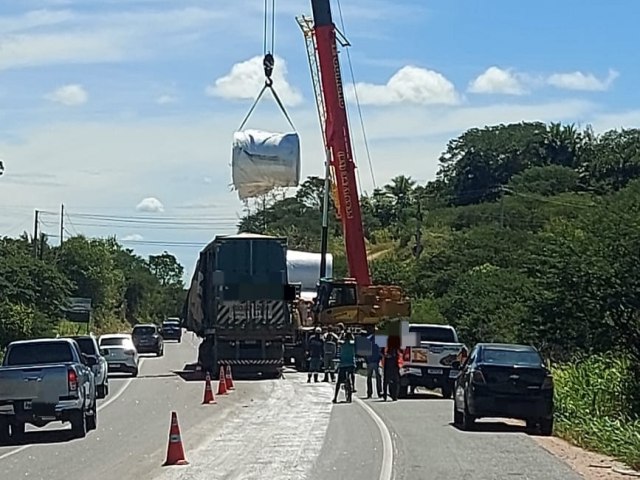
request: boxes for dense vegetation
[0,235,185,350]
[240,122,640,468]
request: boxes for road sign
[62,297,92,323]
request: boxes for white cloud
[121,233,143,241]
[0,7,231,71]
[156,94,177,105]
[347,66,460,106]
[468,66,527,95]
[44,84,88,106]
[206,55,303,107]
[547,69,619,92]
[136,197,164,213]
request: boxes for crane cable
[238,0,296,131]
[336,0,377,191]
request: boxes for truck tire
[11,420,25,439]
[461,400,475,431]
[97,384,107,399]
[441,384,453,399]
[86,407,97,431]
[539,417,553,436]
[70,410,87,438]
[398,385,409,399]
[0,417,10,444]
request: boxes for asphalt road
[0,338,583,479]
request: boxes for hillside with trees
[239,121,640,468]
[0,235,185,348]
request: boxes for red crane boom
[311,0,371,286]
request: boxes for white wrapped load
[232,129,301,200]
[286,250,333,295]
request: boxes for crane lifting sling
[231,1,301,201]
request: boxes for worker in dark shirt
[366,334,383,399]
[382,346,401,401]
[307,327,324,383]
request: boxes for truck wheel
[86,407,97,431]
[539,417,554,436]
[132,367,139,377]
[11,421,25,439]
[398,385,409,399]
[96,384,106,399]
[0,418,10,444]
[453,401,463,426]
[442,385,453,399]
[70,410,87,438]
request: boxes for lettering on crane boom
[332,42,345,109]
[337,151,354,219]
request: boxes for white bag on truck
[232,129,301,200]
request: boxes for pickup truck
[70,335,109,399]
[0,338,98,442]
[399,324,466,399]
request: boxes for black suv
[161,319,182,342]
[132,324,164,356]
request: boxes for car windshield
[133,326,156,335]
[481,348,543,366]
[72,338,97,355]
[7,342,74,366]
[100,337,130,347]
[163,322,179,328]
[409,326,457,343]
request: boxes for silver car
[98,334,139,377]
[70,335,109,399]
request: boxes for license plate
[449,370,459,378]
[23,400,32,410]
[428,368,443,375]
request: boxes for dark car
[160,319,182,342]
[132,324,164,356]
[452,343,554,435]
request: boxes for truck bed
[0,364,72,405]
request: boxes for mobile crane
[298,0,411,328]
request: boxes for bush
[553,353,640,469]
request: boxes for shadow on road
[174,363,283,382]
[0,428,75,447]
[450,420,527,434]
[404,392,442,401]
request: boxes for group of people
[305,324,405,403]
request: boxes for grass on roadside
[552,353,640,470]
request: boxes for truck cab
[399,323,466,399]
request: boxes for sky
[1,0,638,281]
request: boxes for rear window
[72,338,97,355]
[7,342,74,366]
[100,337,129,346]
[481,348,542,366]
[409,326,457,343]
[133,326,156,335]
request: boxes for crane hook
[263,53,274,86]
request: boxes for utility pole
[499,186,505,229]
[319,151,331,278]
[33,209,39,258]
[59,204,65,246]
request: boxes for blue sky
[0,0,638,280]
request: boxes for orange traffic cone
[163,411,189,466]
[217,366,228,395]
[202,373,216,404]
[225,365,235,390]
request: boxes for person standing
[307,327,324,383]
[322,328,338,382]
[366,334,382,399]
[382,346,401,401]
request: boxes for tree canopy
[0,234,186,348]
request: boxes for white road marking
[154,376,333,480]
[0,358,145,462]
[355,397,394,480]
